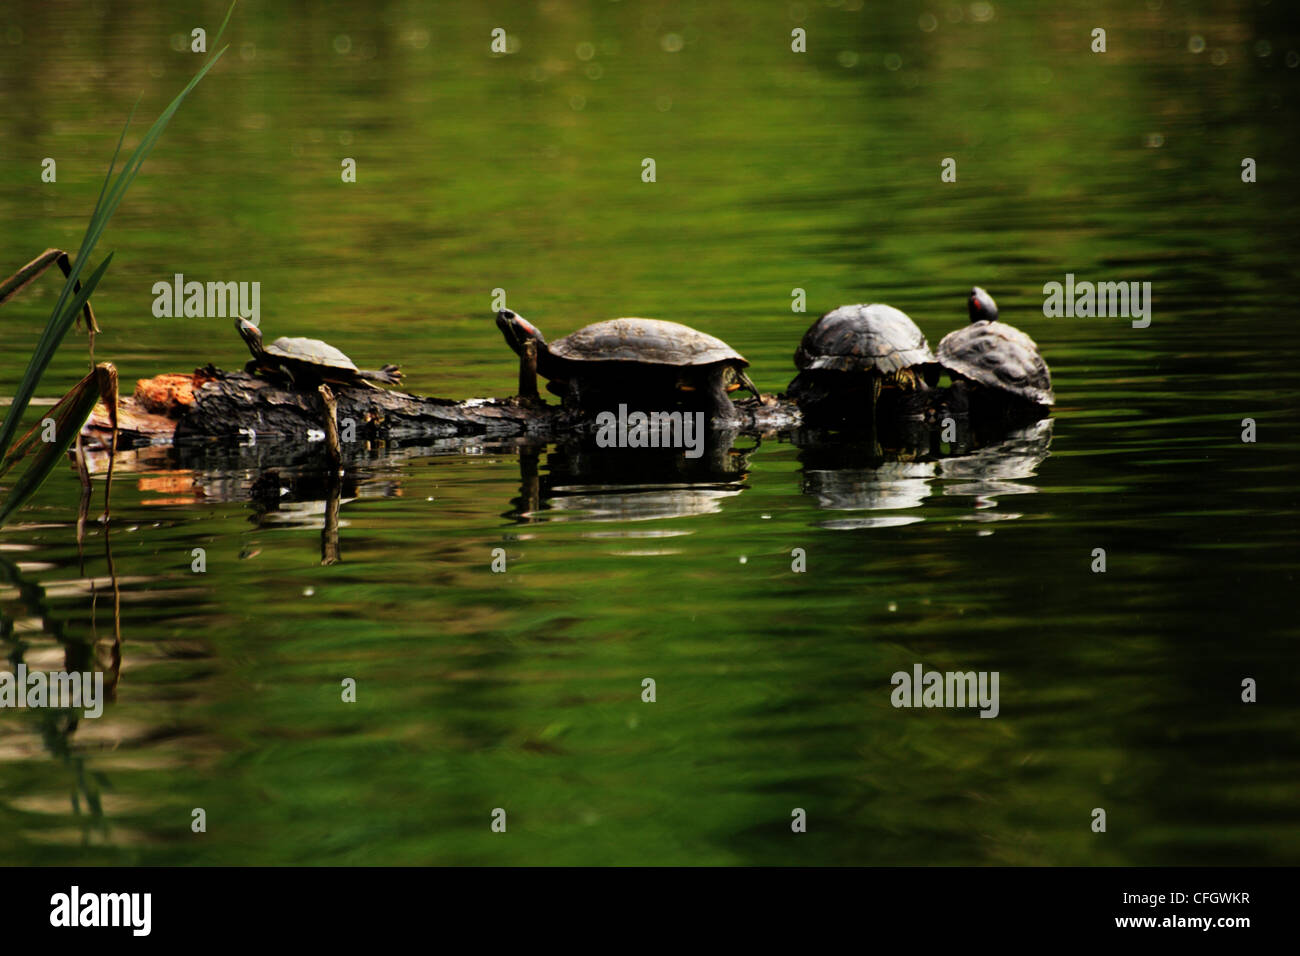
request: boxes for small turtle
[787,304,937,421]
[496,310,759,418]
[237,319,402,389]
[937,288,1054,406]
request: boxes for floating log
[83,367,1046,455]
[85,367,805,448]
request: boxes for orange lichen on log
[133,372,200,415]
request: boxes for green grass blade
[0,370,108,526]
[0,254,112,457]
[212,1,237,46]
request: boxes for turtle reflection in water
[937,417,1054,506]
[236,318,402,389]
[796,417,1052,529]
[508,432,753,523]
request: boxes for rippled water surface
[2,1,1298,865]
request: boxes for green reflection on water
[2,1,1298,865]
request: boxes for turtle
[495,310,759,418]
[236,318,402,389]
[786,303,938,421]
[936,288,1054,406]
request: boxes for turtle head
[236,317,264,353]
[496,309,546,356]
[968,287,998,323]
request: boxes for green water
[2,1,1298,865]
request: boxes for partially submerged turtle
[787,304,937,420]
[237,318,402,389]
[495,310,759,417]
[937,288,1054,406]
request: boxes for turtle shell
[263,336,359,372]
[548,318,747,367]
[795,305,935,374]
[937,321,1054,405]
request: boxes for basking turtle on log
[937,287,1054,410]
[495,310,760,418]
[236,318,402,388]
[786,303,939,426]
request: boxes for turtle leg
[247,358,295,388]
[517,340,539,400]
[357,365,402,386]
[247,359,295,388]
[737,369,761,401]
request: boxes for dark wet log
[84,367,805,447]
[172,367,563,443]
[83,366,1049,453]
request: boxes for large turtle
[496,310,759,417]
[237,318,402,389]
[937,288,1054,406]
[786,303,938,422]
